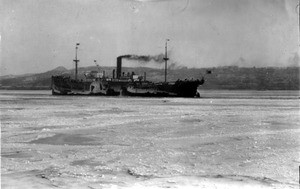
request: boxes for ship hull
[51,76,128,96]
[51,76,92,95]
[51,76,204,97]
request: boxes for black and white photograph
[1,0,299,188]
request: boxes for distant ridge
[51,66,68,72]
[40,66,69,77]
[0,66,68,79]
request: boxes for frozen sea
[1,90,299,189]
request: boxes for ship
[51,41,205,97]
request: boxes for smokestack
[112,69,115,79]
[117,57,122,79]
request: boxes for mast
[298,0,300,47]
[73,43,80,80]
[163,39,170,83]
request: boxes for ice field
[1,90,299,188]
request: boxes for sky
[1,0,299,76]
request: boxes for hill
[0,66,299,90]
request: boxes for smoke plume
[118,54,165,63]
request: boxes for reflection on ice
[29,133,97,146]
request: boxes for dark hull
[122,89,177,97]
[123,80,203,98]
